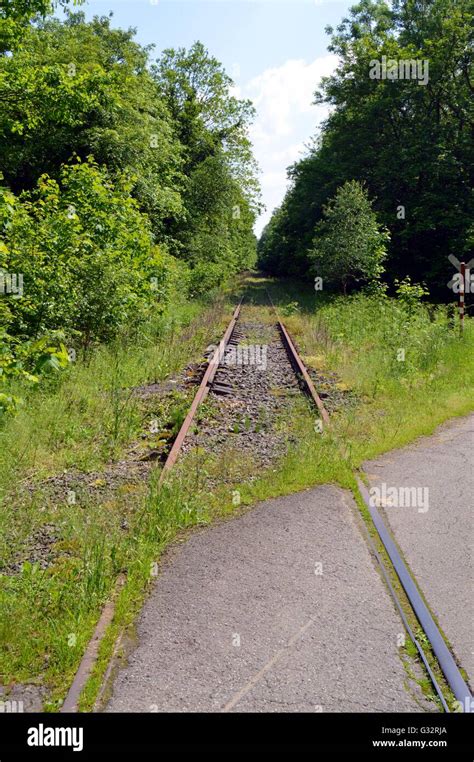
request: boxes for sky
[63,0,353,234]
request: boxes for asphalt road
[106,485,431,712]
[364,413,474,691]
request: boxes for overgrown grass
[84,279,473,712]
[0,274,472,711]
[280,287,474,465]
[0,296,227,482]
[227,275,473,493]
[0,287,235,703]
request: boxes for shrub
[188,261,225,297]
[395,277,429,315]
[1,158,173,349]
[0,328,69,415]
[310,181,390,294]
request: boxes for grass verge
[0,287,235,707]
[1,273,472,711]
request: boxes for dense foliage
[1,160,179,345]
[310,180,389,293]
[0,3,260,409]
[258,0,473,296]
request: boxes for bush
[188,261,226,297]
[0,328,69,415]
[310,181,389,295]
[395,277,429,315]
[1,158,173,349]
[317,292,454,386]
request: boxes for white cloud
[246,56,335,138]
[239,55,338,236]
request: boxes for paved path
[364,414,474,690]
[106,485,430,713]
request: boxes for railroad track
[62,294,324,712]
[62,293,472,713]
[158,294,329,484]
[157,295,471,712]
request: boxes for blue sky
[64,1,353,233]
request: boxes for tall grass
[0,289,232,703]
[1,276,472,709]
[315,293,463,387]
[282,289,474,463]
[0,295,226,484]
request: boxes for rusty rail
[63,289,465,714]
[159,292,331,484]
[158,300,242,484]
[266,290,330,425]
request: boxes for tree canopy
[0,8,260,395]
[258,0,473,297]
